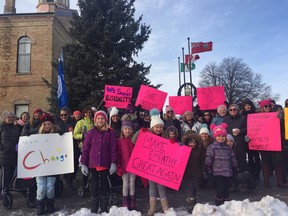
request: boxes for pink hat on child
[94,110,108,122]
[211,123,228,138]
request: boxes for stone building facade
[0,0,76,117]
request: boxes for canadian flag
[185,54,200,65]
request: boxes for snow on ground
[56,196,288,216]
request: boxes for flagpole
[178,57,181,90]
[187,37,192,84]
[182,47,186,88]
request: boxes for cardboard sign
[169,96,192,115]
[104,85,133,108]
[17,132,74,178]
[135,85,167,111]
[285,108,288,140]
[196,86,225,110]
[247,113,281,151]
[127,130,191,190]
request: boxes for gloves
[81,165,89,176]
[244,135,250,142]
[109,163,117,175]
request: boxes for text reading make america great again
[127,130,191,190]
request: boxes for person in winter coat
[181,133,205,210]
[80,110,118,213]
[162,105,181,140]
[166,126,179,143]
[55,106,77,190]
[108,107,121,139]
[211,105,227,127]
[21,108,43,136]
[205,123,238,206]
[15,111,30,132]
[181,111,201,136]
[117,120,136,210]
[35,113,59,215]
[0,112,21,193]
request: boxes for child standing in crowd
[117,120,136,210]
[35,114,58,215]
[205,123,238,206]
[80,110,118,213]
[182,133,205,210]
[166,126,179,143]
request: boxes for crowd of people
[0,97,288,215]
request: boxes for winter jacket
[184,144,205,179]
[21,120,42,136]
[181,120,201,135]
[0,123,21,166]
[118,137,134,173]
[110,120,121,139]
[73,117,94,141]
[163,118,181,141]
[56,117,76,134]
[205,141,238,177]
[81,127,118,169]
[211,114,225,126]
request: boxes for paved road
[1,174,288,215]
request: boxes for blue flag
[57,52,68,109]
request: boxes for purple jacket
[205,141,238,177]
[81,127,118,168]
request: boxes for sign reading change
[127,130,191,190]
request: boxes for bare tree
[198,57,279,104]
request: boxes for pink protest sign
[169,96,192,115]
[126,130,191,190]
[104,85,133,108]
[247,112,281,151]
[135,85,167,111]
[196,86,225,110]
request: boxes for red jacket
[117,137,134,173]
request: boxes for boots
[36,199,45,215]
[275,167,287,188]
[214,196,223,206]
[100,195,109,213]
[130,195,136,210]
[160,198,169,213]
[46,198,55,213]
[91,197,99,213]
[262,165,271,188]
[147,198,157,216]
[122,196,129,208]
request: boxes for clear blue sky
[1,0,288,106]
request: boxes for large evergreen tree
[64,0,156,110]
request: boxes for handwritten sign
[104,85,133,108]
[285,108,288,140]
[127,131,191,190]
[196,86,225,110]
[169,96,192,115]
[247,113,281,151]
[17,132,74,178]
[135,85,167,111]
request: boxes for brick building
[0,0,76,117]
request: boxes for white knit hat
[109,107,119,118]
[149,108,164,128]
[199,127,209,135]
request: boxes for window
[15,104,29,118]
[17,37,31,73]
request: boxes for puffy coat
[0,123,21,166]
[118,137,134,173]
[81,127,118,169]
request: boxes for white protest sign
[17,132,74,178]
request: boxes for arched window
[17,36,31,73]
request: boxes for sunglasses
[229,108,237,111]
[61,114,68,117]
[264,105,272,108]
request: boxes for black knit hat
[40,113,54,124]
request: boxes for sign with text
[169,96,192,115]
[196,86,225,110]
[135,85,167,111]
[127,131,191,190]
[285,108,288,140]
[104,85,133,108]
[247,113,281,151]
[17,132,74,178]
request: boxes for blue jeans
[36,176,56,201]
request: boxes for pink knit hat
[258,98,271,108]
[94,110,108,122]
[211,123,228,138]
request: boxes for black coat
[0,123,21,166]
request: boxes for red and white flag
[185,54,200,65]
[191,41,213,54]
